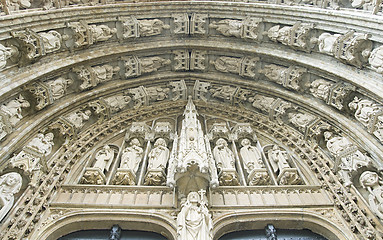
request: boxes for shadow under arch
[35,210,177,240]
[213,210,353,240]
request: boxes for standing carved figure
[177,191,213,240]
[0,172,22,222]
[120,138,143,174]
[93,145,114,173]
[268,145,291,175]
[147,138,169,172]
[360,171,383,220]
[239,138,264,173]
[213,138,236,172]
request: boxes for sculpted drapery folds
[213,138,236,172]
[147,138,169,172]
[360,171,383,220]
[93,145,114,174]
[268,145,291,175]
[239,138,264,173]
[0,172,22,222]
[120,138,143,173]
[177,191,213,240]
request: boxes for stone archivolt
[1,2,383,240]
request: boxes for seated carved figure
[0,172,22,222]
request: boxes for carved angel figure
[120,138,143,174]
[93,145,114,173]
[213,138,236,172]
[268,145,291,175]
[177,191,213,240]
[209,19,242,38]
[349,96,382,127]
[27,132,54,156]
[360,171,383,220]
[0,95,30,126]
[240,138,264,173]
[369,46,383,75]
[147,138,169,172]
[0,172,22,222]
[46,77,73,100]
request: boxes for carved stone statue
[267,23,315,51]
[0,44,17,70]
[349,97,382,127]
[209,19,242,38]
[93,65,120,83]
[268,145,291,175]
[213,138,236,172]
[39,31,62,54]
[360,171,383,220]
[103,95,131,113]
[146,87,170,102]
[177,191,213,240]
[45,77,73,100]
[0,172,22,222]
[310,79,332,101]
[324,131,370,186]
[93,145,114,173]
[120,138,143,173]
[288,112,316,132]
[0,95,30,126]
[209,85,237,101]
[140,57,171,74]
[27,132,54,156]
[210,57,240,74]
[147,138,169,172]
[249,95,275,113]
[369,46,383,75]
[64,110,91,129]
[88,24,117,42]
[139,19,170,37]
[239,138,264,173]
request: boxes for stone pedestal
[277,168,303,185]
[248,168,271,186]
[144,169,166,186]
[80,168,106,185]
[219,169,240,186]
[112,169,136,185]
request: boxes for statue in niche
[138,19,170,37]
[0,172,22,222]
[349,96,382,127]
[120,138,143,173]
[45,77,73,100]
[88,24,116,42]
[0,95,30,126]
[310,79,332,101]
[210,57,240,74]
[209,19,242,38]
[239,138,264,173]
[268,145,291,175]
[213,138,236,172]
[140,57,171,74]
[324,131,370,186]
[64,110,91,129]
[147,138,169,172]
[177,191,213,240]
[93,145,114,174]
[27,132,54,156]
[369,46,383,75]
[360,171,383,220]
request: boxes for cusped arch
[213,210,352,240]
[35,210,177,240]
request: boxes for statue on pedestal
[239,138,264,173]
[144,138,170,186]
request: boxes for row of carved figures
[1,17,382,74]
[80,136,302,187]
[0,0,381,15]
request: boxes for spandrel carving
[360,171,383,220]
[267,22,316,51]
[318,31,372,68]
[259,64,306,90]
[0,172,22,222]
[324,131,371,187]
[369,46,383,75]
[349,96,383,142]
